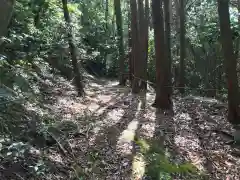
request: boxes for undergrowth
[135,138,203,180]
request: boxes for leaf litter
[1,74,240,180]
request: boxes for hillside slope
[0,70,240,180]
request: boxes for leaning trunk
[62,0,84,96]
[217,0,240,124]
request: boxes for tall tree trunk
[114,0,125,85]
[169,0,173,25]
[128,8,133,85]
[103,0,109,75]
[173,0,180,87]
[131,0,149,93]
[152,0,172,109]
[164,0,173,96]
[236,0,240,57]
[143,0,149,90]
[130,0,140,93]
[179,0,186,94]
[0,0,15,43]
[217,0,240,124]
[132,0,142,93]
[138,0,145,90]
[132,0,148,91]
[105,0,109,30]
[62,0,84,96]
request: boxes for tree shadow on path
[143,109,173,179]
[87,93,140,179]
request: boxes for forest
[0,0,240,179]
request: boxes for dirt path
[23,76,240,180]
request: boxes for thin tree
[61,0,84,96]
[179,0,186,94]
[236,0,240,57]
[103,0,109,74]
[128,7,133,85]
[114,0,125,85]
[142,0,150,90]
[217,0,240,124]
[138,0,145,88]
[152,0,172,109]
[105,0,109,31]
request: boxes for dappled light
[1,0,240,179]
[131,154,146,180]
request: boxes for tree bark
[217,0,240,124]
[62,0,84,96]
[169,0,173,25]
[143,0,149,90]
[236,0,240,57]
[128,8,133,85]
[114,0,125,85]
[179,0,186,94]
[152,0,172,109]
[103,0,109,74]
[0,0,15,42]
[105,0,109,30]
[164,0,172,96]
[131,0,149,93]
[132,0,142,93]
[130,0,140,93]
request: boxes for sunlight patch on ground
[131,154,146,180]
[97,94,112,103]
[90,82,102,88]
[178,113,192,121]
[90,108,125,144]
[87,102,100,112]
[146,92,155,102]
[105,81,119,87]
[48,153,63,164]
[116,120,139,155]
[187,151,206,172]
[140,122,156,138]
[93,108,125,128]
[174,135,207,173]
[106,109,125,123]
[174,135,201,151]
[174,112,193,130]
[139,109,156,138]
[119,120,139,142]
[183,96,219,104]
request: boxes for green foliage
[147,30,156,83]
[135,139,198,180]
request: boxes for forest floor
[1,72,240,180]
